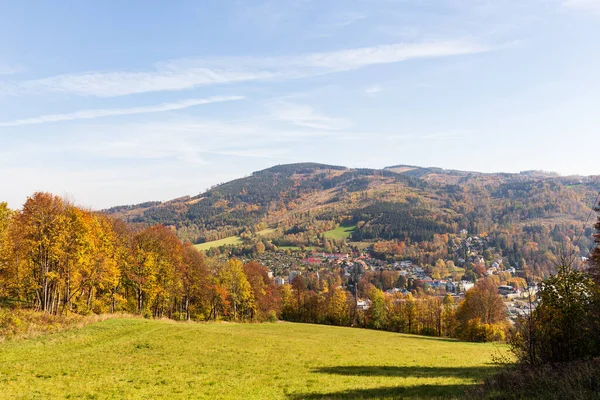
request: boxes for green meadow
[194,235,244,251]
[323,225,356,241]
[0,318,506,399]
[193,229,276,251]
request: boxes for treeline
[279,270,508,342]
[0,193,279,321]
[0,193,511,342]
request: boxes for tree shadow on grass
[287,384,472,399]
[312,365,496,380]
[285,366,497,399]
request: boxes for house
[274,277,286,286]
[498,285,515,296]
[459,281,475,292]
[356,299,371,311]
[446,281,457,293]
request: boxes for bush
[509,266,600,364]
[0,308,81,340]
[466,358,600,400]
[267,310,278,323]
[458,318,506,342]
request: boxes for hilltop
[105,162,600,277]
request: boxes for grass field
[194,235,244,251]
[0,318,506,399]
[324,225,356,240]
[194,229,275,251]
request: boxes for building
[274,277,286,286]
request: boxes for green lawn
[0,318,506,399]
[194,236,244,251]
[324,225,356,240]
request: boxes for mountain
[105,162,600,276]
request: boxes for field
[194,235,244,251]
[323,225,356,240]
[257,228,277,236]
[0,318,506,399]
[193,229,275,251]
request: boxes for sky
[1,0,600,209]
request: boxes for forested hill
[105,162,600,276]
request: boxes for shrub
[466,358,600,400]
[458,318,506,342]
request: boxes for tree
[179,244,210,320]
[325,287,348,325]
[588,203,600,284]
[0,202,15,299]
[220,259,253,321]
[13,193,70,313]
[456,279,507,341]
[254,241,266,254]
[511,262,600,364]
[442,294,457,337]
[365,287,386,329]
[243,261,279,321]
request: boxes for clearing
[194,236,244,251]
[323,225,356,241]
[0,318,505,399]
[194,229,276,251]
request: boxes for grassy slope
[194,235,244,251]
[193,229,275,251]
[323,225,357,241]
[0,319,506,399]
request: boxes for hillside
[0,318,505,399]
[105,162,600,277]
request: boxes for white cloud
[0,96,244,127]
[365,84,383,96]
[270,102,348,130]
[17,40,489,97]
[562,0,600,11]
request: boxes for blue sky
[1,0,599,209]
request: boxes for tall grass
[0,308,134,341]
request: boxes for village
[255,233,540,323]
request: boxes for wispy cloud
[327,11,367,29]
[562,0,600,11]
[271,102,348,130]
[365,84,383,96]
[0,96,244,127]
[15,40,489,97]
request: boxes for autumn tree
[365,287,386,329]
[456,279,507,342]
[12,193,70,313]
[0,202,15,299]
[179,243,210,320]
[220,259,253,321]
[243,261,280,321]
[325,287,349,325]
